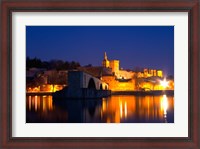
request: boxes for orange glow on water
[119,100,123,118]
[27,95,53,112]
[28,96,31,111]
[27,94,174,123]
[35,96,37,111]
[100,95,173,123]
[124,101,127,118]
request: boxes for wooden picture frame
[1,0,199,148]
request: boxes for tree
[26,57,43,69]
[26,57,81,70]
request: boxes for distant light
[160,79,168,89]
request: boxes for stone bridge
[68,70,109,90]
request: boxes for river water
[26,94,174,123]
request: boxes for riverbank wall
[27,90,173,98]
[111,90,174,96]
[52,87,111,99]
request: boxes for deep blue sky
[26,26,174,76]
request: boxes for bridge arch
[100,84,103,90]
[105,86,108,90]
[88,78,96,89]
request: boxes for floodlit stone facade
[102,76,135,91]
[101,52,173,91]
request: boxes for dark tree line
[26,57,81,70]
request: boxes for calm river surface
[26,95,174,123]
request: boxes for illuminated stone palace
[101,52,173,91]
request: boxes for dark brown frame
[0,0,199,148]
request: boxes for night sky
[26,26,174,76]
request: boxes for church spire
[104,52,108,60]
[102,52,109,68]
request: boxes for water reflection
[100,95,174,123]
[27,95,53,112]
[26,95,174,123]
[161,95,169,123]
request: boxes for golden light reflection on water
[26,94,174,123]
[26,95,69,123]
[161,95,169,122]
[27,95,53,112]
[101,95,174,123]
